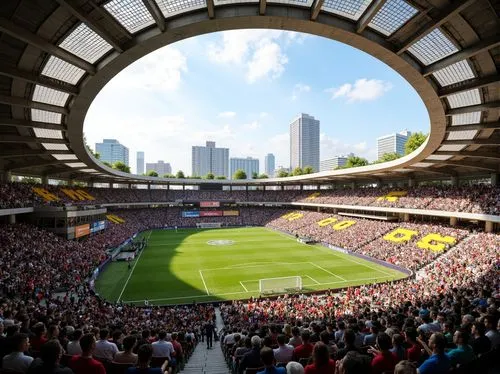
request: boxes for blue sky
[84,29,428,175]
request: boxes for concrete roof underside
[0,0,498,186]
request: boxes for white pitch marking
[239,281,249,292]
[199,270,210,295]
[304,274,320,285]
[309,262,347,281]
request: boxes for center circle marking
[207,240,235,246]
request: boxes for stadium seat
[108,362,134,374]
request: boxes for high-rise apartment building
[136,151,144,175]
[320,153,354,171]
[95,139,129,166]
[377,130,412,160]
[264,153,275,177]
[230,157,259,179]
[145,160,172,176]
[290,113,320,172]
[191,141,229,177]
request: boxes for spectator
[69,333,106,374]
[274,334,294,364]
[292,331,314,361]
[286,361,305,374]
[27,340,73,374]
[395,360,417,374]
[66,330,82,356]
[369,333,398,374]
[417,333,451,374]
[2,333,33,373]
[127,344,169,374]
[258,346,285,374]
[239,336,263,374]
[446,328,475,368]
[335,351,370,374]
[113,335,138,364]
[304,342,335,374]
[471,321,491,356]
[93,328,118,362]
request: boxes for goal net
[196,222,222,228]
[259,276,302,295]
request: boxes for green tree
[21,177,41,184]
[303,166,314,174]
[112,161,130,173]
[162,173,175,178]
[373,152,402,164]
[405,132,427,155]
[205,172,215,179]
[258,173,269,179]
[102,161,112,167]
[251,172,258,179]
[176,170,185,179]
[291,167,303,176]
[83,134,100,159]
[344,156,369,169]
[277,169,289,178]
[146,170,159,177]
[233,169,247,180]
[216,176,227,180]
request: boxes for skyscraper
[264,153,275,177]
[145,160,172,176]
[377,130,412,159]
[290,113,320,172]
[95,139,129,166]
[230,157,259,179]
[320,153,354,171]
[136,151,144,175]
[192,141,229,177]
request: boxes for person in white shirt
[2,333,33,373]
[273,334,294,364]
[66,329,83,356]
[152,330,175,360]
[93,328,118,361]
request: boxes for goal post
[259,276,303,295]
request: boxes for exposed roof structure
[0,0,498,185]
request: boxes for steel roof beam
[51,167,93,175]
[425,160,498,171]
[438,74,500,98]
[311,0,325,21]
[0,18,96,74]
[259,0,267,15]
[397,0,476,54]
[55,0,123,52]
[0,119,65,130]
[446,122,500,132]
[0,95,68,115]
[406,166,456,176]
[0,64,79,95]
[0,150,72,158]
[446,101,500,116]
[207,0,215,18]
[8,159,72,170]
[423,33,500,76]
[0,136,68,144]
[357,0,387,33]
[141,0,166,31]
[442,139,499,146]
[434,151,500,160]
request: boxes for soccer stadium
[0,1,499,374]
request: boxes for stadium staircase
[182,308,229,374]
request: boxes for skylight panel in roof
[322,0,372,20]
[412,162,432,167]
[33,128,63,139]
[432,60,475,87]
[104,0,155,33]
[32,85,70,107]
[52,154,78,160]
[66,162,87,167]
[41,56,86,85]
[59,23,113,63]
[447,130,477,140]
[268,0,312,5]
[451,112,481,126]
[42,143,69,151]
[447,89,481,109]
[154,0,207,17]
[213,0,258,3]
[408,28,458,65]
[438,144,467,151]
[31,109,62,124]
[368,0,417,36]
[80,169,98,172]
[426,155,452,161]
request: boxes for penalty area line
[309,262,347,281]
[199,270,210,295]
[239,281,249,292]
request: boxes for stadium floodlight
[259,276,302,295]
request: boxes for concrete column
[351,182,356,190]
[300,184,303,191]
[8,214,15,224]
[281,185,284,191]
[41,175,49,185]
[403,213,410,222]
[109,182,113,189]
[182,184,185,191]
[491,173,499,186]
[450,216,457,226]
[148,184,151,190]
[450,176,459,186]
[485,221,494,233]
[316,185,320,190]
[1,170,12,183]
[408,177,415,187]
[68,179,74,186]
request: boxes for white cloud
[320,133,376,161]
[326,79,392,103]
[110,47,187,92]
[291,83,311,101]
[207,30,293,83]
[242,121,260,130]
[218,111,236,118]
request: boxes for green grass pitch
[95,227,407,305]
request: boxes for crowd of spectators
[2,182,500,215]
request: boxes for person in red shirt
[369,333,399,374]
[171,332,183,363]
[404,327,421,363]
[30,322,48,352]
[304,342,336,374]
[69,333,106,374]
[292,330,314,362]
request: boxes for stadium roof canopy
[0,0,498,186]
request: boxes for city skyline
[290,113,320,172]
